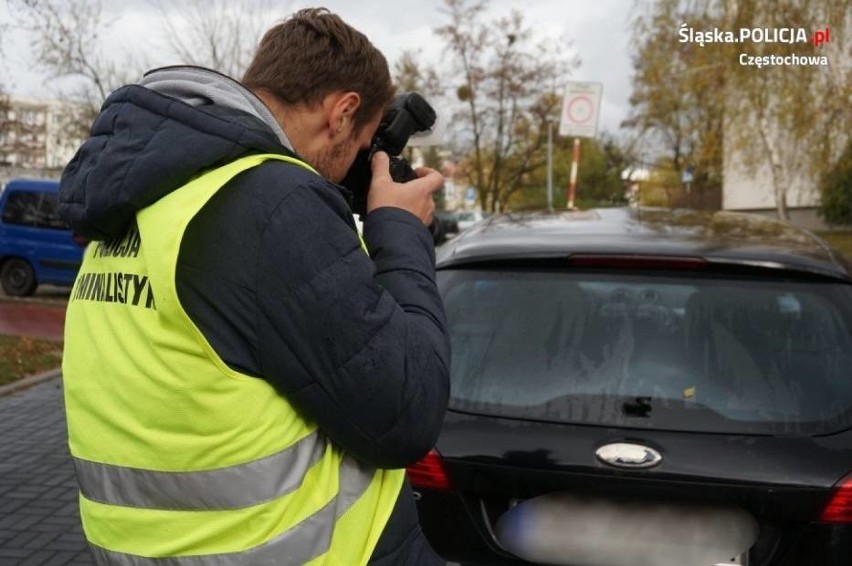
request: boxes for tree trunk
[756,112,789,221]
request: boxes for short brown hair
[243,8,394,133]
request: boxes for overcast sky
[0,0,638,136]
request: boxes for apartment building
[0,95,87,173]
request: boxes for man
[59,7,449,565]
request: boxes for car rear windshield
[438,268,852,435]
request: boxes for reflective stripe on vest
[73,431,325,510]
[86,454,374,566]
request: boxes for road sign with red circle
[559,82,603,138]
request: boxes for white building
[0,95,87,173]
[722,136,825,230]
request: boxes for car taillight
[819,473,852,523]
[406,449,452,491]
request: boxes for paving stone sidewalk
[0,377,91,565]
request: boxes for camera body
[340,92,437,218]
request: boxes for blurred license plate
[494,493,756,566]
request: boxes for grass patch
[815,231,852,259]
[0,335,63,386]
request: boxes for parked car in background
[408,207,852,566]
[433,210,487,245]
[455,210,485,232]
[433,211,461,245]
[0,178,85,296]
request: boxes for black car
[433,211,461,245]
[409,208,852,566]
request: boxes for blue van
[0,178,85,296]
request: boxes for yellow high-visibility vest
[63,153,403,565]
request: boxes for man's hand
[367,151,443,226]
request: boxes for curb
[0,367,62,397]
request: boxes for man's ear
[327,91,361,134]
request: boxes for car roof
[436,207,852,282]
[2,178,60,193]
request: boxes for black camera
[340,92,437,219]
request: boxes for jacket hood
[59,66,292,240]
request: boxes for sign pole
[567,137,580,209]
[547,122,553,211]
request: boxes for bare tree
[149,0,286,80]
[7,0,148,150]
[8,0,290,165]
[11,0,139,103]
[436,0,579,212]
[393,49,442,98]
[391,49,445,174]
[0,13,10,96]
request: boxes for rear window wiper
[623,396,653,417]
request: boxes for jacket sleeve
[255,173,450,469]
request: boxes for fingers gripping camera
[340,93,437,218]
